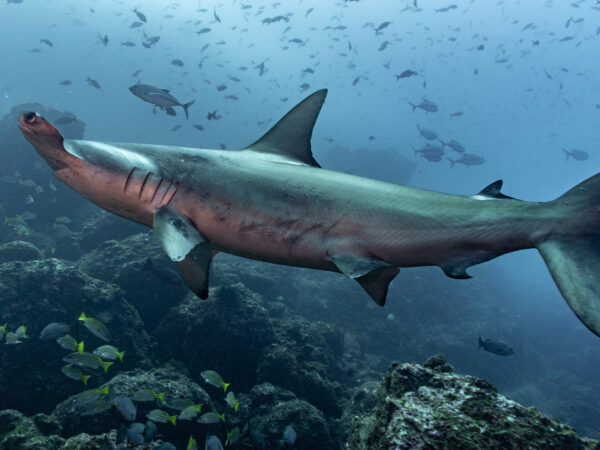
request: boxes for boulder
[344,355,600,449]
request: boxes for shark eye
[23,112,38,124]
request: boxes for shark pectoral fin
[328,253,398,306]
[153,207,206,262]
[357,267,400,306]
[177,243,213,299]
[243,89,327,167]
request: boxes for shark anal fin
[243,89,327,167]
[357,267,400,306]
[441,262,472,279]
[153,207,206,261]
[177,243,214,299]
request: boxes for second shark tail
[536,173,600,337]
[182,100,196,119]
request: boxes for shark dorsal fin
[474,180,516,200]
[244,89,327,167]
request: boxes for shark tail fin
[536,173,600,337]
[447,157,456,168]
[409,102,417,113]
[182,100,196,119]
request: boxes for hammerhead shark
[18,89,600,337]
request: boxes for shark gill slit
[139,172,153,200]
[123,167,136,193]
[160,181,179,207]
[150,178,164,204]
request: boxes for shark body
[18,89,600,337]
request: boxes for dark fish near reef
[18,90,600,338]
[416,125,437,140]
[281,425,297,445]
[39,322,70,340]
[478,335,513,356]
[78,312,111,341]
[129,82,195,119]
[412,144,444,162]
[115,396,137,421]
[132,7,147,23]
[562,148,589,161]
[440,139,465,153]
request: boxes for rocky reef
[344,355,600,449]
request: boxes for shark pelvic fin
[328,252,399,306]
[243,89,327,167]
[153,207,206,261]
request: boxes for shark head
[18,112,69,171]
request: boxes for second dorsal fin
[243,89,327,167]
[474,180,516,200]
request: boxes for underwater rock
[0,409,64,449]
[248,382,332,449]
[0,258,154,415]
[79,211,146,253]
[153,283,274,391]
[344,355,600,449]
[256,307,346,417]
[54,365,212,447]
[78,232,188,330]
[0,240,43,263]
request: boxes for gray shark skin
[18,90,600,338]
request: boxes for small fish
[115,396,137,421]
[54,216,72,225]
[193,124,204,131]
[78,312,111,342]
[39,322,70,340]
[121,41,136,47]
[15,325,27,339]
[126,423,145,445]
[4,331,22,345]
[226,427,240,446]
[448,153,485,167]
[165,398,193,411]
[562,148,589,161]
[416,125,437,141]
[147,409,177,425]
[225,391,239,412]
[133,389,164,403]
[171,125,182,132]
[171,59,184,67]
[97,34,109,46]
[450,111,463,117]
[129,21,144,29]
[207,110,221,120]
[205,435,224,450]
[412,144,444,162]
[395,69,417,80]
[145,420,157,441]
[63,351,113,372]
[86,76,101,89]
[61,364,91,385]
[409,99,438,113]
[378,41,390,51]
[93,344,124,361]
[224,95,238,100]
[200,370,230,392]
[187,436,198,450]
[57,334,84,354]
[178,404,202,420]
[196,27,211,34]
[213,6,221,23]
[440,139,465,153]
[19,211,38,221]
[478,335,513,356]
[40,38,53,47]
[216,85,227,91]
[282,425,297,445]
[197,411,225,424]
[132,7,147,23]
